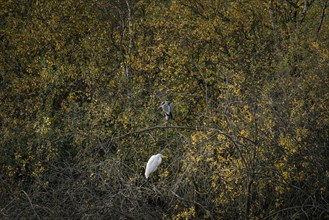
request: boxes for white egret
[159,101,173,120]
[145,154,163,179]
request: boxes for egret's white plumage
[160,101,173,120]
[145,154,163,179]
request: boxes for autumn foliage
[1,0,328,219]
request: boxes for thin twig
[170,190,215,220]
[262,204,328,219]
[0,198,16,217]
[317,0,328,35]
[21,190,41,220]
[112,125,230,141]
[110,125,249,167]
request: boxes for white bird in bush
[159,101,173,120]
[145,154,164,179]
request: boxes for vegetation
[1,0,328,219]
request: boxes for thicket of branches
[1,0,328,219]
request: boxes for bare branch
[110,125,249,167]
[285,0,299,8]
[317,0,328,35]
[170,190,215,220]
[263,205,328,219]
[21,190,40,220]
[300,0,308,22]
[111,125,227,141]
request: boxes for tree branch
[21,190,40,220]
[317,0,328,35]
[111,125,228,141]
[285,0,299,8]
[109,125,250,167]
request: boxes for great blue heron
[159,101,173,120]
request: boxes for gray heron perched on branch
[159,101,173,120]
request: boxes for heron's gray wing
[162,104,171,114]
[169,103,174,112]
